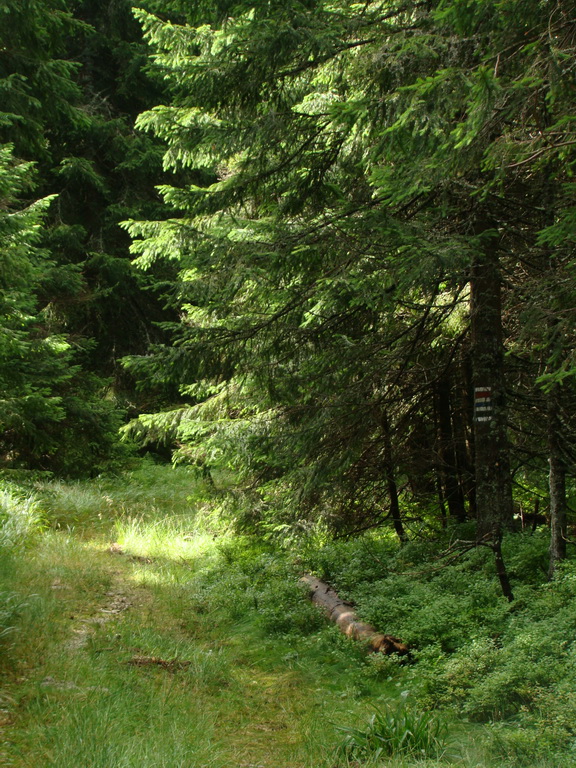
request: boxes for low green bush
[188,541,327,636]
[335,702,448,763]
[299,527,576,766]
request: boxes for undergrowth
[301,530,576,766]
[0,463,575,767]
[0,484,45,650]
[335,702,448,762]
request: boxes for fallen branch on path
[126,656,191,672]
[300,575,409,656]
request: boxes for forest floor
[1,530,345,767]
[0,466,501,767]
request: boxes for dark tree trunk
[470,234,514,601]
[492,534,514,602]
[382,411,407,544]
[436,376,467,523]
[548,385,567,579]
[435,474,448,529]
[470,243,514,539]
[539,177,568,579]
[455,352,476,518]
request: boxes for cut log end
[369,633,410,656]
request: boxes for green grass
[0,485,45,547]
[0,540,351,767]
[33,460,219,534]
[1,463,573,768]
[335,703,449,762]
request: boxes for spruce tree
[0,144,72,468]
[125,0,576,566]
[0,0,181,473]
[124,1,471,536]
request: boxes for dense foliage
[120,0,575,582]
[0,3,576,763]
[0,0,180,475]
[2,0,574,544]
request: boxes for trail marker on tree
[474,387,493,423]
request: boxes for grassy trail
[2,467,505,767]
[1,530,343,767]
[2,466,408,768]
[3,465,573,768]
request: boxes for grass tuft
[0,486,44,547]
[335,702,449,763]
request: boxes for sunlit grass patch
[113,513,226,564]
[35,460,221,535]
[0,485,44,548]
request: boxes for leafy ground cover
[0,462,574,767]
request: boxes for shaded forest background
[1,0,576,581]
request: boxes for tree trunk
[470,234,514,602]
[492,533,514,602]
[470,242,514,539]
[457,352,477,519]
[300,575,409,655]
[382,411,407,544]
[435,474,448,529]
[548,385,567,579]
[436,376,467,523]
[540,174,567,580]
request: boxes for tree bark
[548,385,567,579]
[381,411,407,544]
[300,575,409,655]
[470,242,514,538]
[470,232,514,602]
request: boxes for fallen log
[300,575,409,656]
[126,656,191,672]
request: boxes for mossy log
[300,575,409,656]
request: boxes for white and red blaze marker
[474,386,493,422]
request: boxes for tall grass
[0,485,44,548]
[335,702,448,763]
[34,460,222,534]
[0,484,45,649]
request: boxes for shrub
[335,702,448,762]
